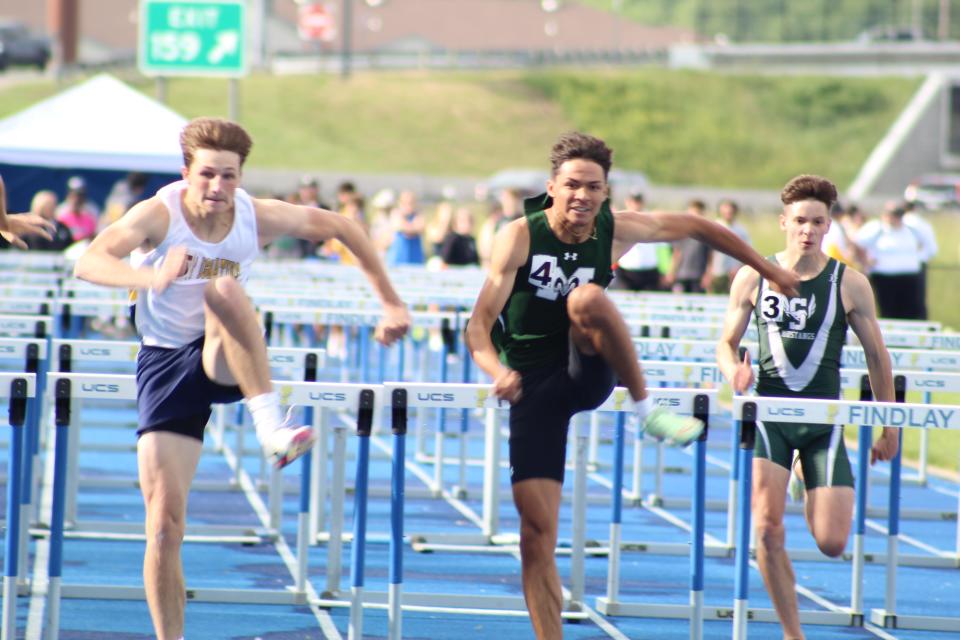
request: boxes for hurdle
[45,339,324,542]
[40,373,376,640]
[730,385,960,638]
[1,372,33,640]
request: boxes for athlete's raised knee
[567,283,608,323]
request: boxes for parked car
[0,21,51,71]
[903,174,960,210]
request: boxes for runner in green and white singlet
[466,132,801,640]
[718,174,899,640]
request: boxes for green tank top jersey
[494,193,614,372]
[754,257,847,399]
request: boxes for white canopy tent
[0,73,187,172]
[0,74,186,211]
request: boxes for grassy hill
[0,69,918,189]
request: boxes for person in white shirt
[903,201,938,319]
[856,203,924,319]
[74,117,410,640]
[610,192,665,291]
[710,199,750,293]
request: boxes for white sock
[246,392,283,443]
[634,396,655,426]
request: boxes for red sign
[298,3,335,41]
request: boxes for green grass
[0,69,917,187]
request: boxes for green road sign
[139,0,246,77]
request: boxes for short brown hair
[780,174,837,209]
[180,117,253,168]
[550,132,612,178]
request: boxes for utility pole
[939,0,951,40]
[46,0,79,75]
[341,0,353,80]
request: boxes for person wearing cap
[0,175,57,248]
[56,175,100,242]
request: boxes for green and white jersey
[754,257,847,399]
[494,193,614,372]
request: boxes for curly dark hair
[780,175,837,209]
[550,132,613,178]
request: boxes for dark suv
[0,21,51,71]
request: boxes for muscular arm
[464,219,528,402]
[73,198,176,290]
[256,199,409,343]
[613,210,799,296]
[843,268,899,462]
[717,266,760,393]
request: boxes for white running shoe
[642,408,705,446]
[263,406,316,469]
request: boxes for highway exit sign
[139,0,247,77]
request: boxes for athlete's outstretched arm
[73,198,184,292]
[717,266,759,394]
[613,209,800,297]
[843,268,898,463]
[0,175,56,248]
[255,198,409,345]
[465,219,528,404]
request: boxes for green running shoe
[642,408,704,446]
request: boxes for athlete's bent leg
[753,458,805,640]
[804,486,854,558]
[513,478,563,640]
[566,284,646,400]
[138,431,203,640]
[200,276,271,395]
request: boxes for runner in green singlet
[466,132,801,640]
[717,174,900,640]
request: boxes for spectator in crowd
[710,199,750,293]
[23,190,74,251]
[610,192,663,291]
[100,172,149,232]
[822,201,859,269]
[440,206,479,267]
[856,202,924,319]
[296,176,328,258]
[323,193,368,265]
[56,176,100,242]
[903,200,938,320]
[369,188,397,256]
[478,200,506,268]
[666,199,713,293]
[426,200,454,259]
[386,189,426,266]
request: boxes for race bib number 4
[529,255,595,301]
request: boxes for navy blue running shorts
[136,335,243,442]
[508,346,616,485]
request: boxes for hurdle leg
[650,440,664,506]
[64,398,82,527]
[388,389,407,640]
[569,413,587,607]
[604,413,626,604]
[726,417,740,548]
[732,404,756,640]
[851,425,871,617]
[295,422,312,595]
[309,407,327,543]
[44,382,71,640]
[481,408,500,539]
[433,412,445,497]
[348,390,374,640]
[325,423,348,596]
[630,428,643,504]
[588,411,600,469]
[2,383,25,640]
[689,395,709,640]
